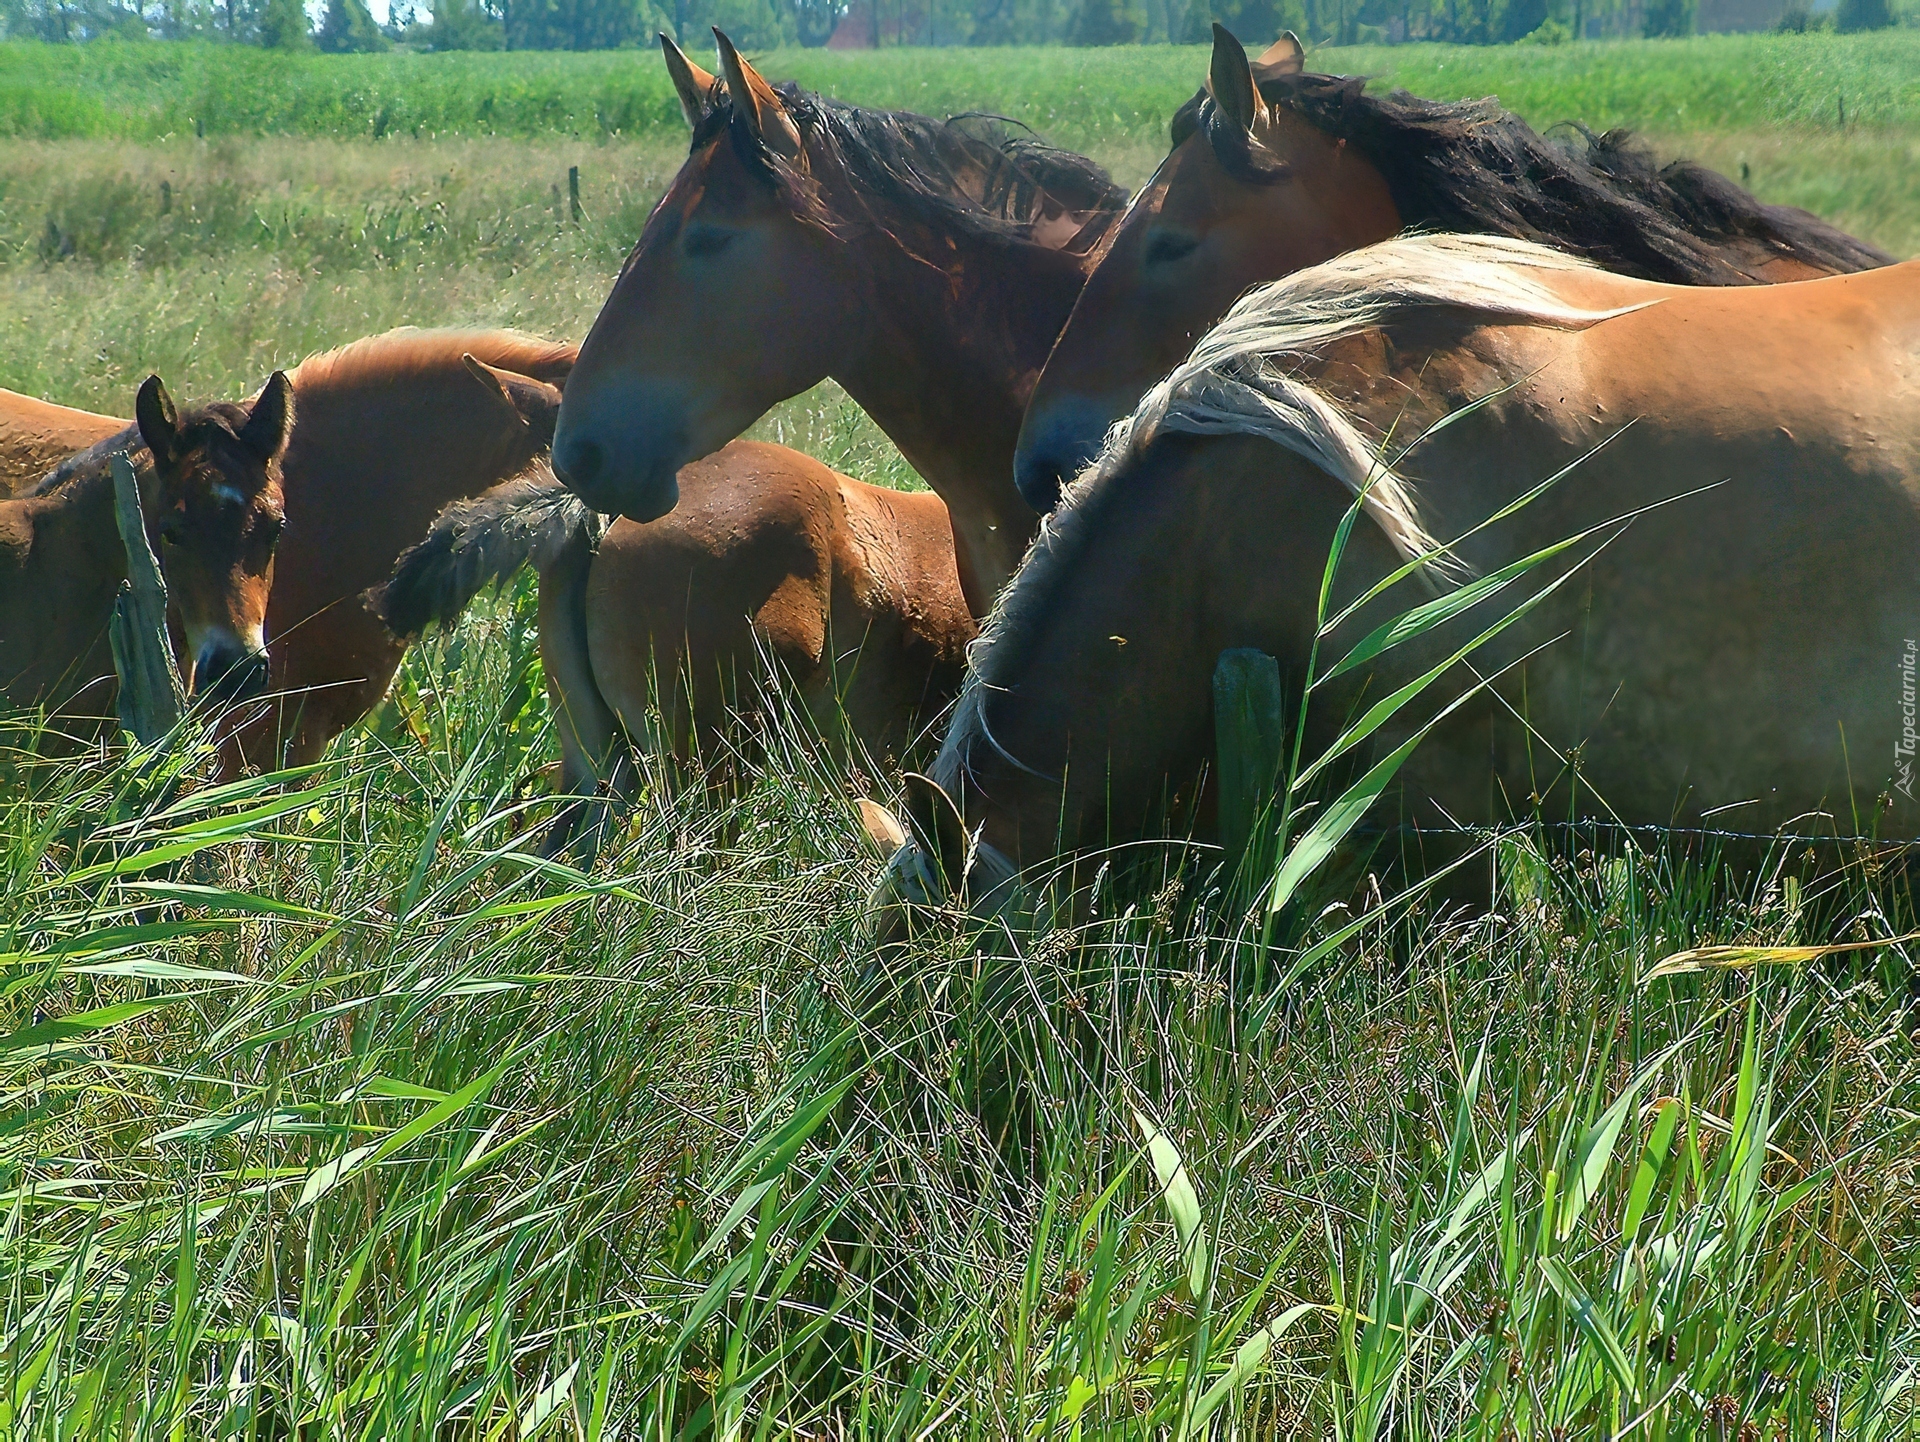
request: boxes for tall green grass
[2,575,1917,1436]
[0,31,1916,144]
[1,45,1916,1432]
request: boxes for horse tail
[375,474,606,637]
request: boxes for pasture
[3,32,1919,1438]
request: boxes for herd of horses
[5,27,1915,919]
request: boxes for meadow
[3,32,1920,1438]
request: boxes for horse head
[135,371,293,708]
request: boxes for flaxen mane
[936,233,1645,796]
[691,80,1128,255]
[1170,73,1890,284]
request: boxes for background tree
[1067,0,1141,42]
[1835,0,1892,29]
[1641,0,1692,34]
[316,0,388,47]
[256,0,309,45]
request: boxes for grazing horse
[24,330,575,767]
[0,389,125,498]
[2,374,292,721]
[870,236,1920,917]
[1011,26,1894,512]
[552,31,1126,614]
[379,427,975,853]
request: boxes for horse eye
[683,226,734,259]
[1144,230,1200,268]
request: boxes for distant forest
[1,0,1896,70]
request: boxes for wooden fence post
[106,452,183,747]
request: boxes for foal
[0,389,125,498]
[20,330,575,767]
[2,374,292,723]
[380,424,975,853]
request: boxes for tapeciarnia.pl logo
[1898,639,1917,801]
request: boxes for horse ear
[240,371,294,463]
[659,31,715,130]
[464,353,562,440]
[902,772,970,897]
[135,374,180,466]
[1253,30,1305,78]
[855,797,909,855]
[1207,22,1267,133]
[712,28,802,160]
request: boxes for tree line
[0,0,1899,62]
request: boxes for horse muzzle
[1013,397,1112,514]
[192,635,270,709]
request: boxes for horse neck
[834,228,1091,610]
[952,434,1396,862]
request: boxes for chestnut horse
[871,237,1920,917]
[552,32,1126,614]
[1012,26,1893,512]
[0,389,125,498]
[23,330,574,766]
[2,374,291,722]
[379,430,975,853]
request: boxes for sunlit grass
[1,38,1917,1436]
[2,578,1917,1436]
[1,32,1918,144]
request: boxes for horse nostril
[194,644,268,704]
[557,436,604,489]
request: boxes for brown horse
[379,430,975,853]
[0,389,125,498]
[871,238,1920,917]
[25,330,575,767]
[551,32,1126,614]
[251,331,571,766]
[1011,26,1894,512]
[2,374,292,722]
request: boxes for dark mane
[691,81,1128,254]
[25,401,255,497]
[1170,73,1890,285]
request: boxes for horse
[551,31,1127,615]
[2,373,292,723]
[1011,25,1895,513]
[378,427,975,855]
[0,389,125,498]
[867,236,1920,922]
[25,330,575,768]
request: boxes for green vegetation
[3,589,1918,1435]
[2,37,1918,1438]
[0,30,1915,142]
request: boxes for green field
[4,34,1920,1439]
[2,31,1919,140]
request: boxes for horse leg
[536,526,628,864]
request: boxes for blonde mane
[287,328,576,395]
[1078,233,1649,569]
[936,233,1654,797]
